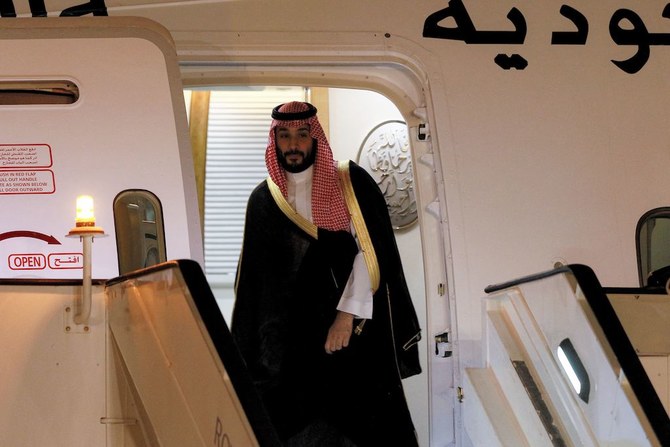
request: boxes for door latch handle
[434,331,452,358]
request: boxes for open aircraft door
[0,17,202,280]
[0,17,275,446]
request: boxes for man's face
[275,126,314,172]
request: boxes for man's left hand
[325,311,354,354]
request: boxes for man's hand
[325,311,354,354]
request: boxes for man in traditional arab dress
[232,101,421,447]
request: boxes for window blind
[203,87,306,283]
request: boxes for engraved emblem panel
[356,120,417,230]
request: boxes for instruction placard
[0,144,52,168]
[0,170,55,194]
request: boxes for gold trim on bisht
[267,177,319,239]
[337,161,380,293]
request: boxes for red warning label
[0,144,52,168]
[9,253,47,270]
[7,253,82,271]
[0,170,55,195]
[48,253,83,270]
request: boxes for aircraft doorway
[183,85,430,446]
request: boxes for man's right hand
[324,311,354,354]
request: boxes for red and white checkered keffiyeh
[266,101,350,232]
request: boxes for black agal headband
[271,102,318,120]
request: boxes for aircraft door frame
[175,33,458,447]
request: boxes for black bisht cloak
[232,161,421,446]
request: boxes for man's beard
[276,142,317,173]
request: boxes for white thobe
[286,168,373,319]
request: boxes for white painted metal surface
[478,271,662,446]
[610,292,670,414]
[1,2,670,445]
[0,283,107,445]
[0,18,201,280]
[107,264,260,447]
